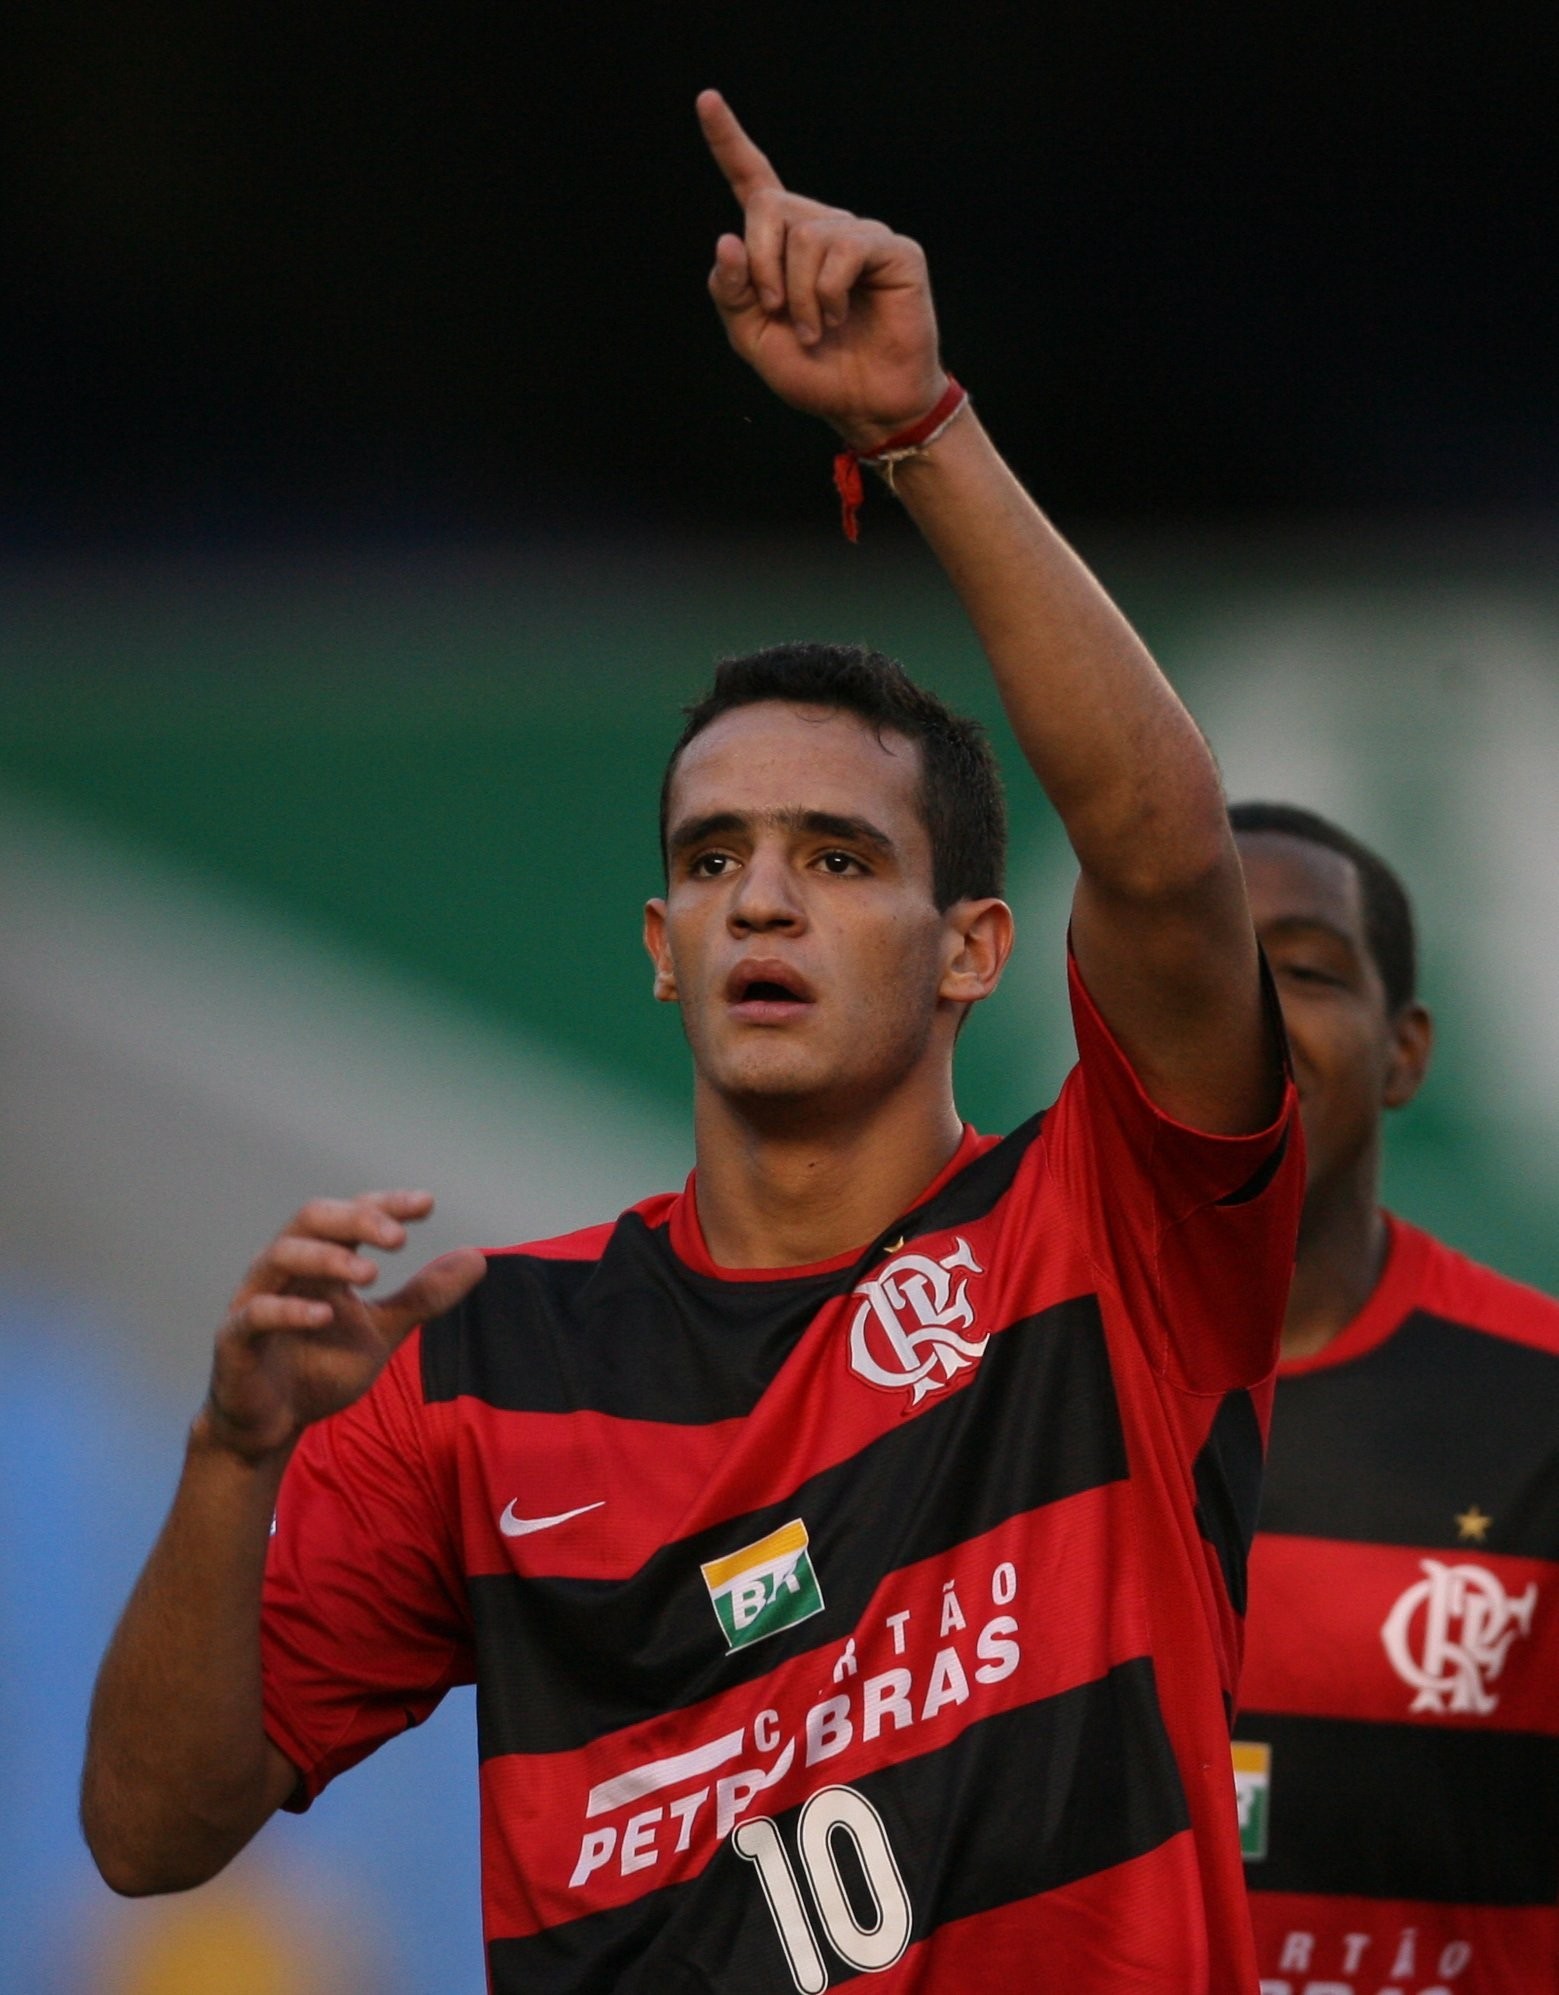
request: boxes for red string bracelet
[831,376,969,541]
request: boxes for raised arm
[698,90,1277,1134]
[81,1194,484,1894]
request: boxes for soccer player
[82,96,1303,1991]
[1230,803,1559,1995]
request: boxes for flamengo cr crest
[1380,1558,1537,1715]
[849,1237,988,1405]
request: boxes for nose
[728,846,804,934]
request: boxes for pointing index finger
[697,89,783,208]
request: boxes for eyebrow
[1260,915,1361,953]
[667,807,897,858]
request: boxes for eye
[816,849,866,876]
[1276,961,1342,988]
[688,851,736,878]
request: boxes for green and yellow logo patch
[1232,1740,1271,1862]
[701,1519,824,1652]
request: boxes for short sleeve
[260,1332,473,1806]
[1047,944,1304,1394]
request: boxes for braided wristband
[831,377,969,542]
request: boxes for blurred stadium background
[3,8,1556,1992]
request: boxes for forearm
[894,405,1275,1129]
[81,1417,294,1894]
[893,409,1230,896]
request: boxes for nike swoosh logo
[499,1498,605,1538]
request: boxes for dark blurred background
[5,0,1557,547]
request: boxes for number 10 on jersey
[733,1784,912,1990]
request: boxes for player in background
[1230,802,1559,1995]
[81,96,1302,1991]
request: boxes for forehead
[1236,830,1367,943]
[667,701,925,830]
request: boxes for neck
[690,1071,966,1270]
[1282,1148,1389,1361]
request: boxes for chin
[717,1054,836,1103]
[722,1052,922,1126]
[689,1016,930,1116]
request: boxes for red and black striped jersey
[1236,1217,1559,1994]
[261,958,1301,1993]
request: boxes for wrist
[189,1400,298,1475]
[831,377,970,541]
[833,373,955,456]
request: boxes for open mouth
[727,962,816,1016]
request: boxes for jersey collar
[1278,1212,1434,1375]
[666,1122,990,1282]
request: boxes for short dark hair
[1229,800,1418,1013]
[660,642,1007,909]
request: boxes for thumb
[708,232,761,326]
[375,1247,488,1343]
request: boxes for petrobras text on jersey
[1261,1921,1476,1995]
[568,1552,1022,1893]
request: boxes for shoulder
[420,1198,673,1407]
[480,1186,681,1263]
[1408,1219,1559,1357]
[478,1187,681,1268]
[482,1219,622,1264]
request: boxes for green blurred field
[4,529,1558,1290]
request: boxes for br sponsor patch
[702,1519,824,1652]
[1233,1739,1271,1861]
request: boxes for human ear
[938,898,1015,1006]
[1383,1002,1433,1110]
[643,899,679,1003]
